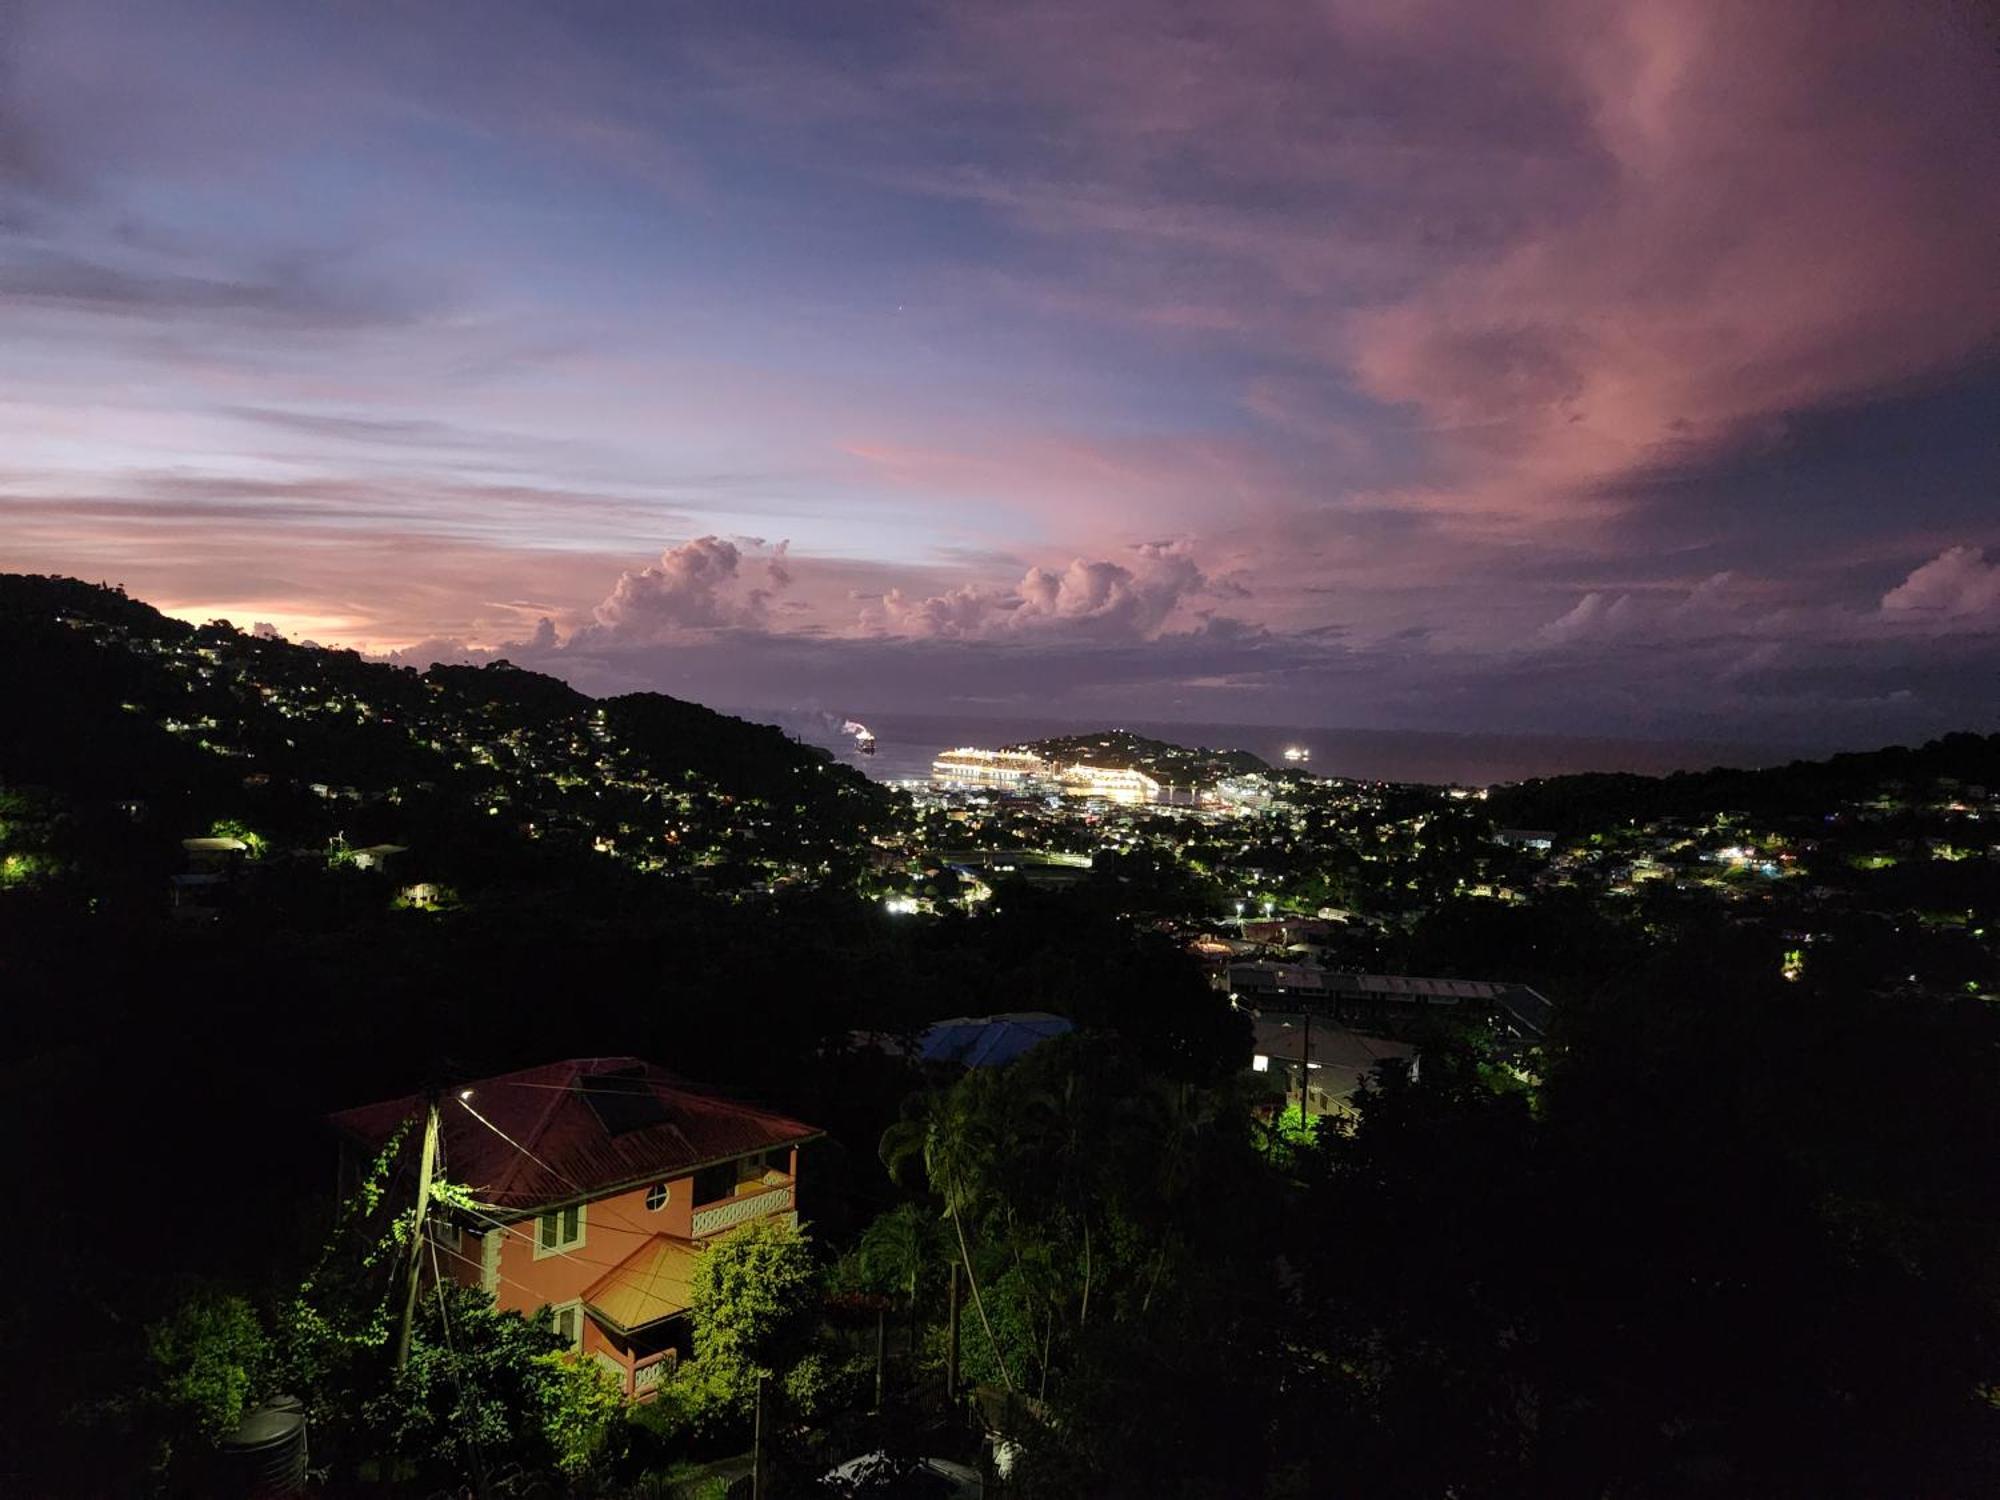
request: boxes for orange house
[331,1057,821,1398]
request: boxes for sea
[738,708,1804,789]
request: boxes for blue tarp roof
[919,1012,1073,1069]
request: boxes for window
[550,1301,584,1349]
[433,1218,463,1252]
[645,1182,670,1212]
[535,1202,585,1257]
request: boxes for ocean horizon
[735,707,1812,788]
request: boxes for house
[919,1012,1073,1068]
[1248,1015,1413,1118]
[330,1057,821,1399]
[181,835,248,871]
[348,843,406,872]
[1226,963,1553,1042]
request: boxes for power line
[429,1220,579,1307]
[448,1196,638,1277]
[453,1094,590,1197]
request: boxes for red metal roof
[329,1057,820,1213]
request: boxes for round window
[645,1183,670,1212]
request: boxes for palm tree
[1024,1053,1108,1331]
[1129,1076,1229,1315]
[859,1203,930,1358]
[881,1081,1017,1394]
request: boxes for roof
[1233,967,1554,1040]
[1251,1017,1414,1073]
[329,1057,821,1213]
[1326,974,1553,1038]
[919,1012,1073,1069]
[584,1233,701,1334]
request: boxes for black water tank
[219,1395,308,1497]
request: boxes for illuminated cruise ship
[1058,764,1162,805]
[931,747,1051,789]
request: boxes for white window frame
[645,1182,670,1212]
[533,1201,587,1259]
[549,1299,585,1350]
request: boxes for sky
[3,0,1997,748]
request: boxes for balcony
[632,1350,677,1398]
[690,1177,796,1238]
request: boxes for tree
[145,1288,269,1448]
[359,1285,618,1483]
[882,1076,1017,1393]
[859,1203,937,1355]
[687,1214,821,1410]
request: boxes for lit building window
[1251,1054,1270,1072]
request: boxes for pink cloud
[1881,547,2000,626]
[918,0,1999,539]
[578,536,793,642]
[863,542,1214,641]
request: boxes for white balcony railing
[633,1356,674,1396]
[691,1183,794,1238]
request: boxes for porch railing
[632,1350,677,1398]
[690,1182,794,1238]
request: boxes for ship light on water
[1282,746,1310,764]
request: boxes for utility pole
[1298,1008,1312,1133]
[946,1261,962,1407]
[395,1096,441,1371]
[751,1375,765,1500]
[874,1304,886,1410]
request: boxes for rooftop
[330,1057,820,1213]
[584,1233,701,1334]
[920,1012,1074,1068]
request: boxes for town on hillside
[5,574,1998,1497]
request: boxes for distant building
[349,843,406,872]
[180,835,248,871]
[1228,963,1552,1041]
[1494,828,1557,850]
[1249,1014,1414,1118]
[1238,916,1342,948]
[330,1057,821,1400]
[920,1012,1073,1068]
